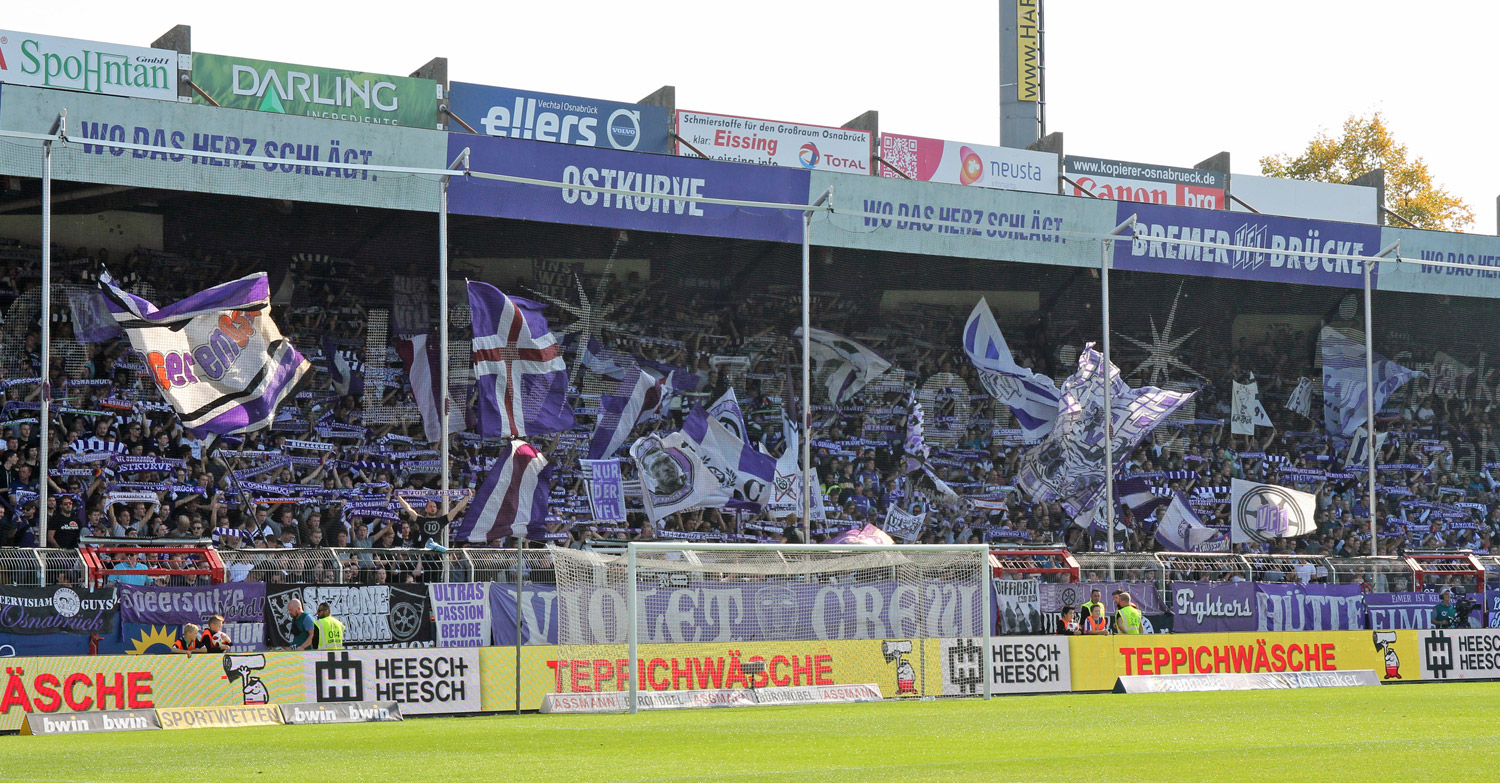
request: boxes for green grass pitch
[3,683,1496,782]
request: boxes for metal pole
[627,542,639,714]
[514,545,524,715]
[1101,239,1114,571]
[981,553,992,701]
[1364,260,1378,557]
[800,211,812,545]
[38,134,53,551]
[439,176,452,582]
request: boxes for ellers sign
[450,82,670,154]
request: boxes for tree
[1260,113,1472,231]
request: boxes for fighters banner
[0,586,118,635]
[265,585,432,648]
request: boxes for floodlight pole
[627,542,639,713]
[38,111,64,551]
[1101,216,1135,575]
[801,187,833,544]
[1366,241,1400,557]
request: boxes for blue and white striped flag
[963,298,1061,439]
[99,271,310,441]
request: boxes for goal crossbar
[621,542,993,712]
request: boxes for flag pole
[801,187,832,544]
[1366,241,1400,558]
[439,148,468,579]
[38,113,60,551]
[1102,217,1135,572]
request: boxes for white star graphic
[528,260,645,385]
[1116,282,1202,386]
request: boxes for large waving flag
[1016,344,1193,530]
[454,440,553,543]
[963,299,1061,439]
[587,367,672,459]
[1153,492,1226,552]
[1229,479,1317,545]
[630,430,731,522]
[396,334,447,444]
[1321,326,1421,437]
[99,271,309,440]
[793,327,891,404]
[468,282,575,438]
[682,405,777,509]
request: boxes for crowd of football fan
[0,235,1495,588]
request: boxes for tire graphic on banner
[388,601,421,642]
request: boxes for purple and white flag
[1153,492,1226,552]
[580,458,626,521]
[587,366,672,459]
[1015,344,1193,529]
[468,282,574,439]
[454,440,553,543]
[963,298,1060,439]
[1321,326,1421,437]
[323,334,363,398]
[396,334,446,444]
[630,429,731,523]
[793,327,890,404]
[682,405,777,509]
[99,271,310,440]
[67,287,122,343]
[708,388,747,442]
[1285,377,1314,419]
[1228,478,1317,544]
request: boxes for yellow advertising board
[157,704,284,730]
[480,638,954,711]
[1068,630,1422,691]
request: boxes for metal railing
[0,546,1446,594]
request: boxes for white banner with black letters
[993,578,1042,635]
[427,583,491,648]
[940,636,1070,695]
[304,648,480,715]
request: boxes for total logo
[798,143,820,169]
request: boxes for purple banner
[448,133,810,243]
[492,579,983,645]
[1170,581,1258,633]
[490,583,557,646]
[1116,202,1381,289]
[119,583,267,651]
[1365,591,1439,630]
[1041,582,1163,615]
[1255,583,1365,631]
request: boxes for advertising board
[1065,155,1224,209]
[879,132,1055,193]
[450,82,669,153]
[191,53,438,129]
[1067,630,1421,691]
[675,110,871,174]
[0,30,179,102]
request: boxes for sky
[7,1,1497,232]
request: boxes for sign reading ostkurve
[192,52,439,129]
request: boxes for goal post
[550,542,993,713]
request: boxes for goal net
[548,543,992,712]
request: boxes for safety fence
[5,547,1498,592]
